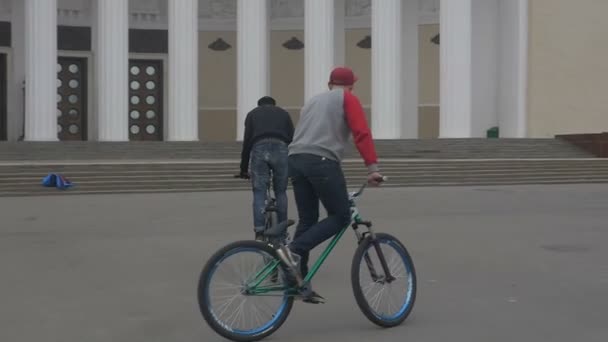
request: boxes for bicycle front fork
[352,221,396,284]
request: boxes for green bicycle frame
[247,210,365,295]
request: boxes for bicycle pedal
[296,290,326,304]
[302,297,325,304]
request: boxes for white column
[401,0,419,138]
[168,0,199,141]
[371,0,404,139]
[498,0,528,138]
[439,0,473,138]
[9,0,25,141]
[304,0,334,101]
[24,0,58,141]
[237,0,269,141]
[96,0,129,141]
[334,0,345,67]
[440,0,500,138]
[471,0,499,136]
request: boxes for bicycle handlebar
[351,176,388,199]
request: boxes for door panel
[128,59,164,141]
[57,57,88,141]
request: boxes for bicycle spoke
[358,239,413,320]
[205,247,290,333]
[215,293,242,321]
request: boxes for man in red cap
[278,66,384,303]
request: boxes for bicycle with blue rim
[198,177,417,342]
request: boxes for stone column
[440,0,500,138]
[236,0,269,141]
[401,0,419,139]
[168,0,199,141]
[304,0,334,101]
[372,0,411,139]
[498,0,528,138]
[96,0,129,141]
[9,0,26,141]
[439,0,473,137]
[334,0,346,67]
[24,0,58,141]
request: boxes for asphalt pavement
[1,184,607,342]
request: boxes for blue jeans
[288,153,352,277]
[250,139,289,232]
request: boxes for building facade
[0,0,606,142]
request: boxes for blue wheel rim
[205,247,289,336]
[363,239,415,322]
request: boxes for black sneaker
[276,247,326,304]
[300,288,326,304]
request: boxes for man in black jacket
[239,96,294,239]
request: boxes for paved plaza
[1,184,607,342]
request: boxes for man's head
[328,67,358,91]
[257,96,276,106]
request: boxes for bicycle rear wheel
[351,233,417,328]
[198,240,294,342]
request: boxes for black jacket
[240,105,295,173]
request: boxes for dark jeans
[288,153,351,277]
[250,139,289,232]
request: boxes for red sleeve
[343,90,379,169]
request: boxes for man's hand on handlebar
[367,172,385,186]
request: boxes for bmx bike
[198,177,417,342]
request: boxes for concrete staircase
[0,138,592,160]
[0,139,604,197]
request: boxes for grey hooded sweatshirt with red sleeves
[288,88,379,173]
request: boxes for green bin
[486,126,499,138]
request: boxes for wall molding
[55,13,438,31]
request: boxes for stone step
[2,177,608,197]
[0,138,593,160]
[1,163,606,182]
[0,158,605,168]
[1,171,607,187]
[2,163,608,180]
[0,138,600,196]
[1,165,608,180]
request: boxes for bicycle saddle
[264,219,296,238]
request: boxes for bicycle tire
[198,240,294,342]
[351,233,417,328]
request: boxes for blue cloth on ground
[42,173,73,190]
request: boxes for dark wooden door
[128,59,164,141]
[57,57,88,141]
[0,53,6,141]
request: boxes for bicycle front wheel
[198,240,294,342]
[351,233,417,328]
